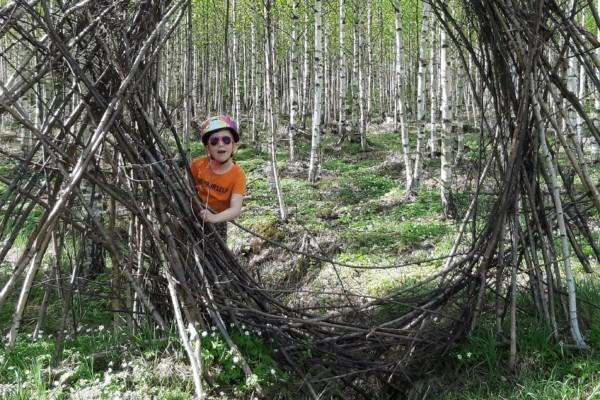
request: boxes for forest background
[1,0,600,398]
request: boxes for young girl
[190,115,246,241]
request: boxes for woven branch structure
[1,0,599,397]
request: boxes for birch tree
[533,89,588,349]
[288,0,300,161]
[337,0,349,138]
[393,1,412,189]
[300,11,311,128]
[357,9,367,151]
[596,0,600,149]
[231,0,241,125]
[183,0,193,152]
[409,1,431,196]
[250,10,261,150]
[430,18,439,157]
[439,26,453,218]
[308,0,323,183]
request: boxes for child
[190,115,246,241]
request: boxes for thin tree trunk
[440,27,453,218]
[289,0,299,161]
[232,0,241,125]
[358,11,367,152]
[365,0,372,120]
[308,0,323,183]
[167,276,203,399]
[410,2,431,195]
[301,11,310,128]
[430,18,439,157]
[251,15,260,151]
[183,0,193,153]
[508,215,519,370]
[337,0,347,138]
[533,88,588,349]
[393,1,412,188]
[264,0,288,220]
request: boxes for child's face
[206,130,236,162]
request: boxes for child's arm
[199,193,243,224]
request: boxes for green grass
[0,323,284,399]
[3,128,600,399]
[439,280,600,400]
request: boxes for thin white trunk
[337,0,347,137]
[264,0,288,219]
[565,0,578,142]
[596,0,600,147]
[440,27,453,218]
[393,1,412,188]
[183,0,193,153]
[242,32,248,111]
[301,12,310,126]
[533,88,588,349]
[575,10,586,146]
[308,0,323,183]
[365,0,372,119]
[357,12,367,151]
[167,277,203,399]
[351,16,359,138]
[289,0,299,161]
[596,0,600,131]
[8,231,53,347]
[323,11,330,128]
[410,2,430,195]
[251,15,260,151]
[430,18,438,157]
[232,0,241,125]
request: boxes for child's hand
[199,209,216,223]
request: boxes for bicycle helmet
[199,115,240,145]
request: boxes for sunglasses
[209,135,233,146]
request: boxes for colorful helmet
[199,115,240,145]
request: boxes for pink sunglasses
[209,135,233,146]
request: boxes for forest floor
[0,126,599,399]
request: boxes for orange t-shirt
[190,156,246,213]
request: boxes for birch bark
[440,27,453,218]
[308,0,323,183]
[533,89,588,349]
[337,0,348,137]
[288,0,300,161]
[393,1,412,188]
[410,1,431,195]
[263,0,288,219]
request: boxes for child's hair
[199,115,240,145]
